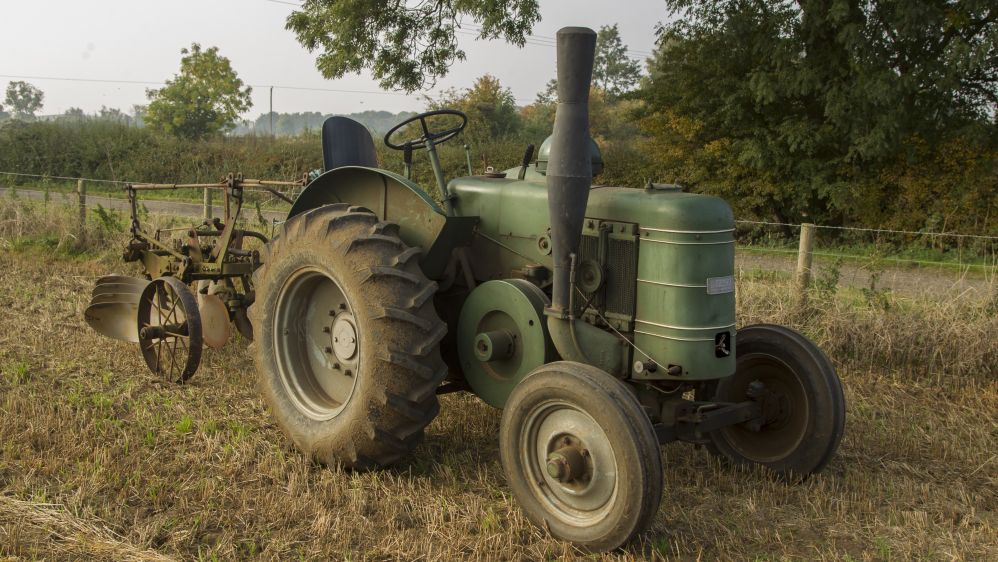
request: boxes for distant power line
[0,74,424,99]
[0,74,537,105]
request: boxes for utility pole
[270,86,274,137]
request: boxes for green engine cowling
[624,187,736,380]
[450,174,736,382]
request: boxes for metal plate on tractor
[457,279,554,408]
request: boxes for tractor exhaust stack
[544,26,603,365]
[546,26,596,318]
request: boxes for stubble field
[0,201,995,561]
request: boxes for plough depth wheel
[137,276,203,383]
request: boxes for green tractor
[249,27,845,551]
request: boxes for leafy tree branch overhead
[286,0,541,92]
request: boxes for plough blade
[85,276,150,343]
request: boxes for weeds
[813,257,843,296]
[175,415,194,435]
[2,360,30,384]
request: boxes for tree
[131,105,147,128]
[286,0,540,92]
[61,107,87,122]
[593,24,642,97]
[145,44,252,139]
[4,81,44,120]
[428,74,521,148]
[641,0,998,227]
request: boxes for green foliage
[285,0,540,91]
[175,415,194,435]
[240,109,417,136]
[593,24,642,98]
[0,120,320,185]
[428,75,521,154]
[145,44,252,139]
[2,361,30,385]
[91,204,124,235]
[4,81,44,120]
[641,0,998,230]
[813,259,843,297]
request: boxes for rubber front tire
[250,204,447,469]
[500,362,663,551]
[708,324,845,478]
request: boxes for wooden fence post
[796,223,815,300]
[77,179,86,245]
[203,188,212,220]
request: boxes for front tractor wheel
[500,362,663,551]
[707,324,846,478]
[250,204,447,469]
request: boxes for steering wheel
[384,109,468,150]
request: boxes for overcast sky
[0,0,668,118]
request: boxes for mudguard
[288,166,476,279]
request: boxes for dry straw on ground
[0,198,995,560]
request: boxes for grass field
[0,201,995,561]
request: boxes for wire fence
[734,219,998,271]
[0,171,299,212]
[3,169,997,272]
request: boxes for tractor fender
[288,166,474,280]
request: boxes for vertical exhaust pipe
[546,26,596,318]
[545,27,599,364]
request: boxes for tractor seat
[321,116,379,171]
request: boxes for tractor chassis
[653,399,761,445]
[647,379,788,445]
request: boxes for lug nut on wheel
[546,457,568,480]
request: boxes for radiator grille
[576,224,637,331]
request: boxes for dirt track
[736,251,994,300]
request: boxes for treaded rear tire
[249,203,447,469]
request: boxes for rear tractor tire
[250,204,447,469]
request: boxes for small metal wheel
[707,324,845,478]
[500,361,663,551]
[137,276,203,383]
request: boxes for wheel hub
[545,441,588,482]
[273,268,360,420]
[331,314,358,360]
[718,354,810,462]
[524,402,618,521]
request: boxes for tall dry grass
[736,268,998,385]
